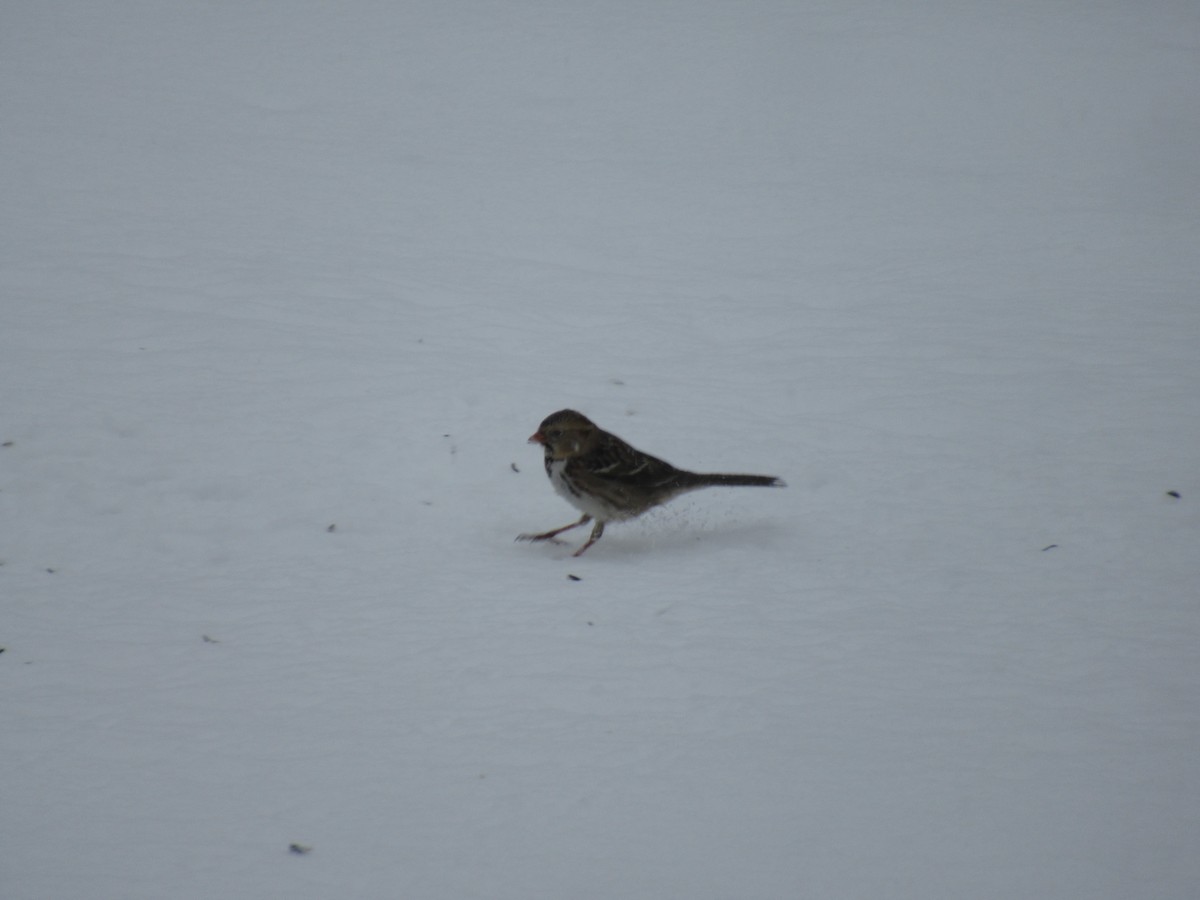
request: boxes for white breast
[548,458,621,521]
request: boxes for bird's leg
[571,520,606,557]
[517,514,591,543]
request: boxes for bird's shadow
[518,513,788,560]
[618,516,787,557]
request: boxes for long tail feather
[680,472,786,489]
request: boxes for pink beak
[528,431,545,444]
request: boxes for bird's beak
[528,431,545,444]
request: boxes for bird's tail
[682,472,787,489]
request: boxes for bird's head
[528,409,599,459]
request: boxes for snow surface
[3,2,1199,898]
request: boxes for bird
[517,409,785,557]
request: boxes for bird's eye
[547,428,561,438]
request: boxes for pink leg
[571,521,606,557]
[517,514,591,544]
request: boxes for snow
[3,2,1199,897]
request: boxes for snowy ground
[4,2,1199,898]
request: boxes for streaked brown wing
[579,433,688,490]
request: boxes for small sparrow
[517,409,785,556]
